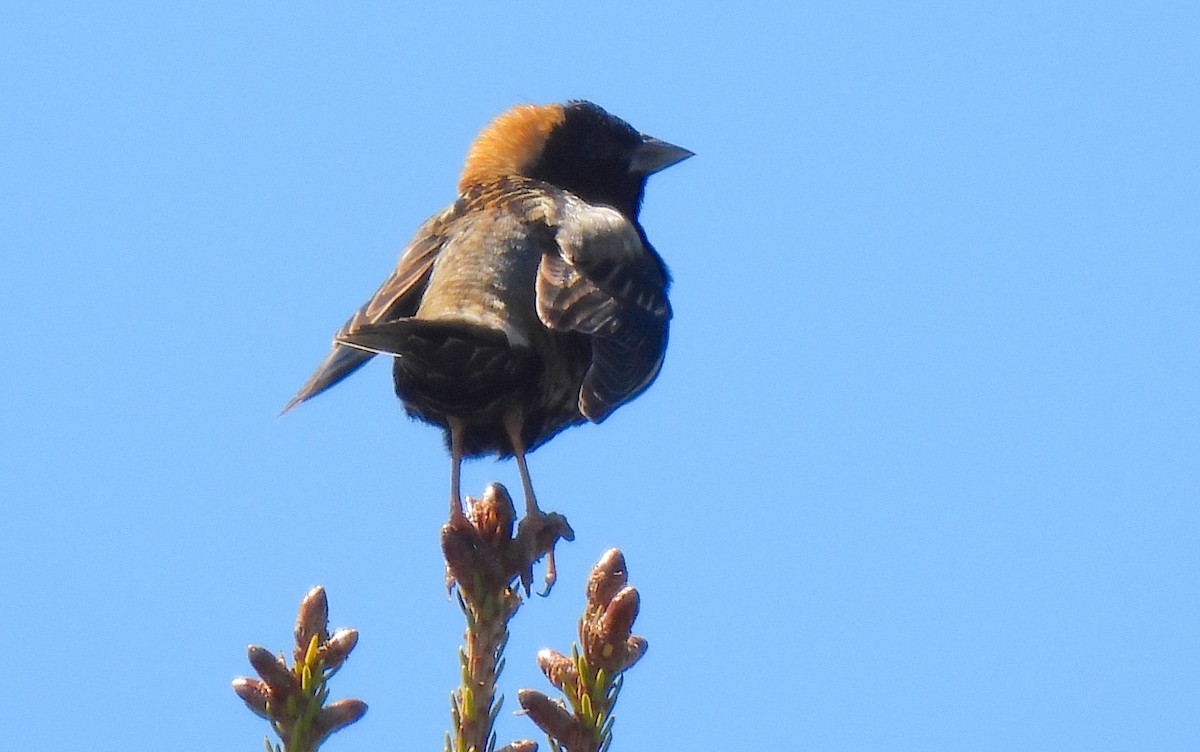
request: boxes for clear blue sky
[2,3,1196,750]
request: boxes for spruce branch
[443,482,574,752]
[233,586,367,752]
[519,549,646,752]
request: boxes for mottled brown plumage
[285,101,691,548]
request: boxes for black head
[526,101,692,219]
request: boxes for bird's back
[340,180,593,457]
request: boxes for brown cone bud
[442,521,505,598]
[247,645,299,693]
[598,586,640,640]
[536,648,578,690]
[315,698,368,736]
[294,586,330,663]
[518,690,588,747]
[586,549,628,610]
[320,628,359,672]
[622,635,649,671]
[231,677,271,719]
[472,482,516,546]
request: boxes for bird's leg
[504,410,573,595]
[448,416,468,525]
[504,412,540,520]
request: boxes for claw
[538,548,557,597]
[516,509,575,596]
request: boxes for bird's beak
[631,135,694,175]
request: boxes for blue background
[2,3,1196,749]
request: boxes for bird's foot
[441,483,574,598]
[515,506,575,596]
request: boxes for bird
[284,100,691,569]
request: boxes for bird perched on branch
[285,101,691,582]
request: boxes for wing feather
[536,200,671,422]
[282,206,455,412]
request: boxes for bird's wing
[282,206,455,413]
[537,199,672,423]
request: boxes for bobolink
[286,101,691,535]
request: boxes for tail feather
[281,344,376,414]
